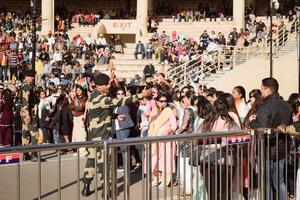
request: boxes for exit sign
[0,153,20,165]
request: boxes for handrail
[0,130,253,153]
[0,141,103,154]
[166,18,297,89]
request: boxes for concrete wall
[208,51,298,100]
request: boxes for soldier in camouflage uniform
[82,73,150,196]
[20,70,41,162]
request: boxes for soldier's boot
[81,183,92,197]
[23,153,31,161]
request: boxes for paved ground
[0,151,190,200]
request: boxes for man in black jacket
[249,78,293,200]
[134,41,145,59]
[143,62,155,80]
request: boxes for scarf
[148,107,174,137]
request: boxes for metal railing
[0,141,103,200]
[0,128,299,200]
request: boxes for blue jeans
[53,129,60,144]
[116,129,130,167]
[0,67,8,81]
[266,159,286,200]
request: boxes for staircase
[94,43,162,81]
[157,17,289,41]
[67,23,99,40]
[166,18,297,89]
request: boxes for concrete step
[95,64,162,71]
[112,59,160,65]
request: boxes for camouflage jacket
[20,83,39,132]
[86,90,141,140]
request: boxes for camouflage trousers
[83,136,105,184]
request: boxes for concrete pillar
[136,0,148,41]
[41,0,54,34]
[233,0,245,29]
[148,0,154,15]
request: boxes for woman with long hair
[244,89,263,129]
[68,85,88,156]
[222,93,242,128]
[112,88,135,170]
[232,86,249,123]
[149,92,177,188]
[200,94,240,199]
[247,89,262,109]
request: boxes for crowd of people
[0,3,299,199]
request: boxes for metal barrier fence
[0,141,103,200]
[0,129,299,200]
[102,129,300,200]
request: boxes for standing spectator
[134,41,145,59]
[228,28,238,46]
[113,88,135,170]
[8,49,18,81]
[68,85,87,156]
[50,86,72,144]
[232,86,249,123]
[249,78,293,200]
[200,94,240,199]
[39,48,50,62]
[38,90,52,144]
[176,94,195,195]
[0,50,8,82]
[149,92,177,188]
[0,89,14,146]
[143,62,155,80]
[35,57,44,87]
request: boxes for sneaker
[152,180,161,187]
[117,167,124,172]
[159,183,166,190]
[133,163,141,170]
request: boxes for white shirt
[47,37,55,46]
[237,100,249,122]
[207,42,218,53]
[137,105,149,128]
[47,77,60,86]
[38,98,51,119]
[85,36,94,46]
[52,52,62,62]
[96,37,107,46]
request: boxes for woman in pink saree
[148,92,177,188]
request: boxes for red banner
[0,153,20,165]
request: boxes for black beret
[93,73,110,86]
[23,70,36,77]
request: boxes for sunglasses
[159,100,167,103]
[117,93,124,95]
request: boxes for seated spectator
[206,39,218,56]
[146,41,155,59]
[60,74,70,88]
[47,72,60,87]
[134,41,145,59]
[53,49,62,62]
[96,34,107,49]
[143,62,156,80]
